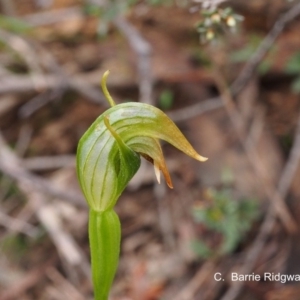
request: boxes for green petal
[104,102,207,163]
[77,102,207,210]
[128,136,173,188]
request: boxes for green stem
[89,209,121,300]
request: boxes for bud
[226,16,236,27]
[206,29,215,40]
[211,13,221,23]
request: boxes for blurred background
[0,0,300,299]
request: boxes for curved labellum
[77,101,207,212]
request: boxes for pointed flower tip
[103,70,110,77]
[154,162,173,189]
[101,70,116,107]
[196,154,208,162]
[101,70,110,87]
[154,163,161,184]
[154,165,173,188]
[167,182,174,189]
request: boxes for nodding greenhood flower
[76,70,207,300]
[77,71,207,211]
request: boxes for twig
[277,116,300,195]
[220,208,276,300]
[0,29,68,118]
[35,0,54,9]
[46,267,86,300]
[0,209,39,237]
[19,89,66,119]
[154,183,177,251]
[0,256,57,300]
[220,107,300,300]
[245,106,265,150]
[114,16,154,104]
[169,96,223,122]
[0,132,91,285]
[214,69,297,233]
[191,0,228,10]
[0,70,117,101]
[15,3,300,118]
[37,202,83,266]
[18,40,106,117]
[0,29,47,91]
[23,7,153,105]
[15,125,33,156]
[23,6,82,26]
[36,42,105,102]
[0,23,106,116]
[173,261,215,300]
[231,2,300,94]
[0,133,86,208]
[22,155,75,171]
[170,2,300,122]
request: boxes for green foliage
[220,166,234,186]
[230,35,277,75]
[1,234,29,261]
[191,239,212,259]
[229,35,262,63]
[192,184,259,258]
[83,4,102,16]
[285,52,300,94]
[0,15,31,34]
[159,89,174,110]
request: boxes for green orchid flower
[76,71,207,300]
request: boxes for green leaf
[192,187,259,257]
[191,240,212,259]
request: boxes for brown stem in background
[114,17,154,105]
[213,69,297,233]
[216,75,300,300]
[220,112,300,300]
[169,2,300,122]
